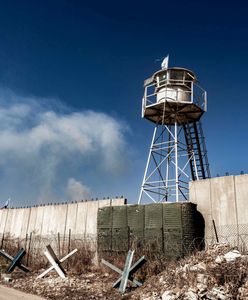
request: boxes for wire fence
[0,232,96,269]
[205,223,248,252]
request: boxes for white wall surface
[190,174,248,245]
[0,198,126,241]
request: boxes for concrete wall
[190,174,248,245]
[0,198,126,241]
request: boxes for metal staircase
[183,121,211,181]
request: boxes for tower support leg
[174,121,179,202]
[138,126,158,204]
[138,122,193,204]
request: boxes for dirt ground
[0,269,131,300]
[0,285,45,300]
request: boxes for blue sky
[0,0,247,206]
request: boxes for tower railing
[143,79,207,113]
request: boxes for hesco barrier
[97,202,204,258]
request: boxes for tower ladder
[183,121,211,181]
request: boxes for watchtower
[138,57,210,203]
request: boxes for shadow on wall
[194,209,205,251]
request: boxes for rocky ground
[1,243,248,299]
[1,270,121,299]
[131,244,248,300]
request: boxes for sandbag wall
[98,202,202,258]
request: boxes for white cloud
[0,89,130,205]
[66,178,90,201]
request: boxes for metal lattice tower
[138,58,210,204]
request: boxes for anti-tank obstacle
[101,250,146,294]
[0,248,30,273]
[37,244,77,279]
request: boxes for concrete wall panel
[75,202,87,236]
[4,209,14,235]
[0,210,4,233]
[190,179,213,241]
[234,175,248,225]
[98,199,111,208]
[54,204,68,235]
[111,198,126,206]
[210,176,237,227]
[48,204,67,235]
[20,208,31,238]
[65,203,78,235]
[85,201,99,238]
[47,205,56,234]
[27,207,38,234]
[34,206,45,235]
[10,209,23,237]
[41,205,52,235]
[0,209,8,235]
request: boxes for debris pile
[131,243,248,300]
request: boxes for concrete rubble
[130,243,248,300]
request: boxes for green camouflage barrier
[127,205,144,246]
[97,202,202,258]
